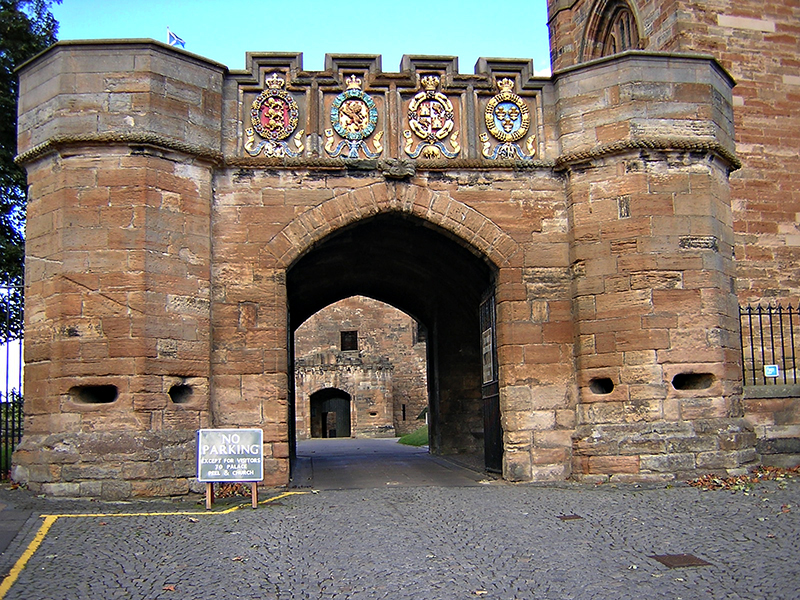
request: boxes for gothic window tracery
[603,7,637,55]
[583,0,641,61]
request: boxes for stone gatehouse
[11,0,799,498]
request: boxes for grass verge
[398,425,428,447]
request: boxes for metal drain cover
[649,554,711,568]
[557,514,584,521]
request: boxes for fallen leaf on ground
[688,466,800,491]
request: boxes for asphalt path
[292,438,490,489]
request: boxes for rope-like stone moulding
[223,156,557,170]
[554,137,742,171]
[17,133,741,172]
[15,131,224,165]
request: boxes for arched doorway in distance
[310,388,352,438]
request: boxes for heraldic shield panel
[237,55,543,162]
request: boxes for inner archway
[294,296,428,441]
[287,212,497,474]
[309,389,351,438]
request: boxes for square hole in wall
[341,330,358,351]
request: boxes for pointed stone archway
[263,182,525,477]
[285,211,499,472]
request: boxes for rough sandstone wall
[548,0,800,477]
[548,0,800,303]
[552,53,749,479]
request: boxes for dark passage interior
[310,389,352,438]
[287,212,497,471]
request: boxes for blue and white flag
[167,28,185,49]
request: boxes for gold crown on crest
[497,78,515,93]
[265,73,286,89]
[346,74,363,89]
[420,75,440,90]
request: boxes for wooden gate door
[480,293,503,473]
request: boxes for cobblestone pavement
[1,476,798,600]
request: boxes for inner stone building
[294,296,428,440]
[11,0,799,497]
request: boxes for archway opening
[294,296,428,441]
[309,388,352,438]
[287,212,497,475]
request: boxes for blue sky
[51,0,552,75]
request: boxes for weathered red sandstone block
[619,352,663,375]
[595,289,652,318]
[652,288,702,313]
[505,322,544,346]
[578,401,625,424]
[163,410,204,430]
[497,344,525,367]
[658,347,727,364]
[578,316,640,335]
[627,383,667,401]
[504,450,533,481]
[532,447,570,464]
[680,397,730,420]
[130,478,190,497]
[616,329,670,352]
[600,216,653,239]
[534,429,573,448]
[588,455,640,474]
[500,300,531,322]
[595,333,617,354]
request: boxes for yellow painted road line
[0,491,309,599]
[0,515,58,600]
[40,490,311,519]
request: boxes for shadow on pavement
[291,438,496,490]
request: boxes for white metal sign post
[197,428,263,509]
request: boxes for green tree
[0,0,59,341]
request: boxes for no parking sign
[197,428,263,483]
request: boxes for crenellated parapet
[226,53,550,164]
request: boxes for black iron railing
[740,303,799,386]
[1,392,23,480]
[1,285,24,480]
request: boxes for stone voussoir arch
[265,180,523,271]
